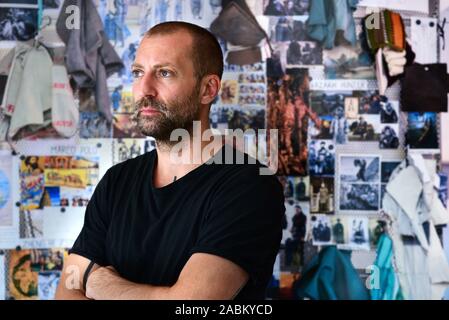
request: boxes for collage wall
[0,0,447,300]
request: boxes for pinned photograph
[282,201,309,271]
[339,155,380,183]
[263,0,309,16]
[379,124,400,149]
[310,177,334,214]
[308,115,333,140]
[311,214,333,245]
[0,7,38,41]
[348,115,381,142]
[80,112,112,139]
[269,16,310,42]
[282,176,310,201]
[381,161,401,184]
[331,216,346,244]
[286,41,323,67]
[347,217,370,250]
[267,68,315,175]
[38,271,60,300]
[323,44,375,80]
[357,91,384,115]
[113,138,145,165]
[406,112,439,149]
[308,140,335,176]
[380,100,399,124]
[339,183,380,211]
[344,97,359,119]
[8,249,38,300]
[220,80,239,105]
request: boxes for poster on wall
[0,139,113,250]
[7,248,65,300]
[267,68,317,176]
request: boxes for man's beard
[131,85,201,145]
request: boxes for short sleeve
[190,169,285,285]
[69,168,112,266]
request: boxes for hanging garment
[383,154,449,300]
[306,0,359,50]
[2,41,53,139]
[295,246,370,300]
[401,63,449,112]
[370,233,402,300]
[56,0,124,122]
[210,0,271,65]
[51,64,79,138]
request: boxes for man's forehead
[135,32,193,67]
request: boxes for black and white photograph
[339,183,380,211]
[0,7,38,41]
[283,176,310,201]
[113,138,145,165]
[347,216,370,250]
[406,112,439,150]
[263,0,309,16]
[310,177,334,214]
[380,100,399,124]
[339,155,380,183]
[348,115,381,142]
[379,124,400,149]
[269,16,309,43]
[331,216,346,245]
[281,201,309,271]
[286,41,323,66]
[308,140,335,176]
[311,214,333,245]
[381,161,401,184]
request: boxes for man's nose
[138,72,158,98]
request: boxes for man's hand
[85,266,123,300]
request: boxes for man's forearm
[86,268,172,300]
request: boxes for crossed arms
[55,252,249,300]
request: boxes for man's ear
[200,75,221,105]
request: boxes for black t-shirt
[70,145,285,299]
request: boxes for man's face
[131,31,202,143]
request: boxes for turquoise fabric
[295,246,370,300]
[370,233,402,300]
[306,0,359,49]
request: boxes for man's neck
[152,124,223,188]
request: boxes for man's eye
[159,69,172,77]
[132,70,143,78]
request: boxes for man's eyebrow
[131,62,178,70]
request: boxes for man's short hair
[145,21,224,81]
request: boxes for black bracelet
[83,261,96,292]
